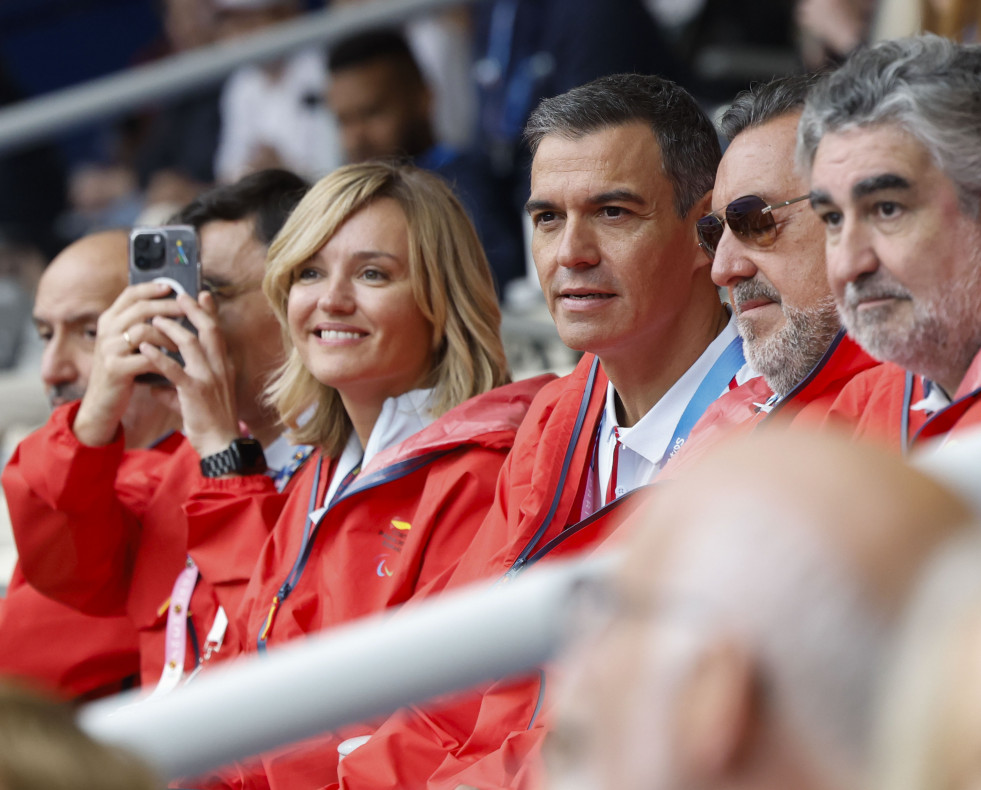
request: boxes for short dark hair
[327,28,425,90]
[171,168,309,246]
[523,73,720,217]
[720,73,826,143]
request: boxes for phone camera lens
[133,233,167,270]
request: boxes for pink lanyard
[149,557,200,698]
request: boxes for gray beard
[740,295,841,397]
[840,265,981,392]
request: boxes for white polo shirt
[595,314,751,507]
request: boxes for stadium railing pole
[79,556,613,780]
[0,0,476,155]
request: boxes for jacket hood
[362,374,556,475]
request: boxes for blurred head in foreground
[548,427,971,790]
[869,529,981,790]
[0,681,158,790]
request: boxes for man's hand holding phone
[140,290,242,460]
[72,280,185,447]
[128,226,201,384]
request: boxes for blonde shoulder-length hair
[263,161,510,455]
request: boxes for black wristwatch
[199,438,268,478]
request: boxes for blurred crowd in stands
[1,0,976,324]
[0,1,979,789]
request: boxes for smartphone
[128,225,201,385]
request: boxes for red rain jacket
[4,403,294,686]
[182,376,553,790]
[0,562,139,701]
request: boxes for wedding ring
[123,330,134,350]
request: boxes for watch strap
[200,438,268,478]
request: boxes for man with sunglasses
[6,170,313,696]
[800,35,981,450]
[701,75,841,402]
[333,73,752,790]
[668,74,913,474]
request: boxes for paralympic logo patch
[376,518,412,577]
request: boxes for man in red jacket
[801,35,981,448]
[0,230,174,700]
[666,73,914,479]
[3,170,310,696]
[333,72,750,790]
[706,74,840,404]
[334,72,912,790]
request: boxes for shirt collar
[601,313,742,468]
[362,388,437,467]
[911,377,952,413]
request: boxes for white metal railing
[79,555,614,780]
[0,0,476,155]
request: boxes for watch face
[233,438,268,475]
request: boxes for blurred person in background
[327,29,437,165]
[326,27,525,293]
[330,0,478,150]
[548,427,973,790]
[213,0,340,183]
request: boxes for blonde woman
[236,161,549,652]
[148,162,550,785]
[156,160,549,637]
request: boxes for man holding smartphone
[0,230,171,701]
[5,169,310,693]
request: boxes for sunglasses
[696,194,810,259]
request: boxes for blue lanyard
[270,444,315,491]
[257,452,362,652]
[656,335,745,469]
[900,371,915,455]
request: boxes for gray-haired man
[800,35,981,446]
